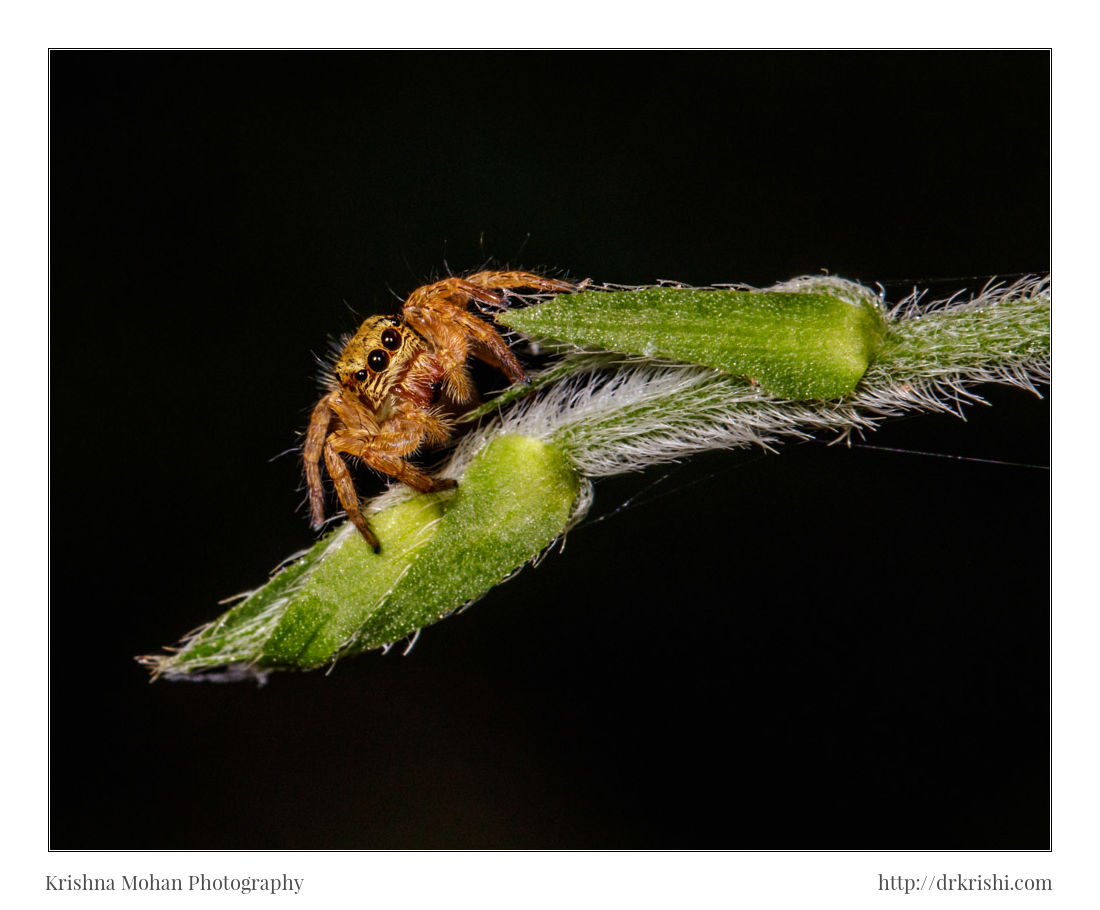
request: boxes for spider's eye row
[367,349,389,372]
[354,369,369,382]
[381,328,401,350]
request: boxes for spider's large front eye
[381,328,401,351]
[367,349,389,372]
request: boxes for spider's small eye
[354,369,369,382]
[381,328,401,350]
[367,349,389,372]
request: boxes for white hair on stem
[438,274,1049,482]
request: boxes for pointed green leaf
[143,434,581,676]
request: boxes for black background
[50,51,1049,849]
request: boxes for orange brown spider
[304,270,573,552]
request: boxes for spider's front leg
[403,272,574,400]
[305,388,384,532]
[304,391,338,530]
[462,270,574,297]
[325,407,454,553]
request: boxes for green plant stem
[140,276,1049,679]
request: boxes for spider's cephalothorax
[304,271,573,552]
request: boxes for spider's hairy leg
[419,315,477,403]
[304,392,338,529]
[404,285,525,393]
[340,409,453,486]
[459,273,573,381]
[322,437,381,552]
[462,270,575,296]
[414,272,574,320]
[326,408,456,551]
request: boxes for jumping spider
[304,270,573,552]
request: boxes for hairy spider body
[304,271,572,551]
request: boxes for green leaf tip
[140,434,581,679]
[499,283,889,399]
